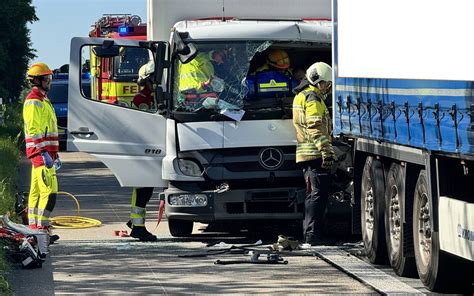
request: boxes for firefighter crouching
[23,62,60,243]
[292,62,336,245]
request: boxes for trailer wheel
[413,170,472,292]
[385,163,417,277]
[360,156,388,264]
[168,219,193,237]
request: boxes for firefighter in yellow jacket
[292,62,335,245]
[23,62,60,242]
[177,49,228,109]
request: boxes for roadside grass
[0,103,23,214]
[0,138,20,215]
[0,102,23,295]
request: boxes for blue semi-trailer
[333,0,474,292]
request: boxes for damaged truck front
[67,0,335,236]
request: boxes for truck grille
[178,147,302,183]
[224,161,298,172]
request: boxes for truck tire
[168,219,193,237]
[384,163,417,277]
[413,170,472,292]
[360,156,388,264]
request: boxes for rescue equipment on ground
[0,213,49,269]
[16,191,102,229]
[178,240,263,258]
[271,235,300,251]
[50,191,102,229]
[214,251,288,265]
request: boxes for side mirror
[171,30,198,64]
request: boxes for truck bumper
[164,187,304,222]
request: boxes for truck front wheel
[360,156,388,264]
[168,219,193,237]
[385,162,416,276]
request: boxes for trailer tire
[168,219,193,237]
[384,162,417,277]
[413,170,473,292]
[360,156,388,264]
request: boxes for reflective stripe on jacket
[292,85,332,163]
[178,52,214,92]
[23,87,59,166]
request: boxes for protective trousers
[28,165,57,228]
[302,159,330,243]
[130,187,154,227]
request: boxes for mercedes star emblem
[259,147,284,170]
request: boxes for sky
[29,0,147,70]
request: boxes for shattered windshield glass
[172,41,272,114]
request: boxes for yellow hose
[50,191,102,229]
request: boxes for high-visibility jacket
[178,52,214,92]
[23,87,59,167]
[292,84,333,163]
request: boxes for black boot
[126,220,132,229]
[49,234,60,244]
[130,226,157,242]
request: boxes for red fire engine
[88,14,148,106]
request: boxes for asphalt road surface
[9,152,431,295]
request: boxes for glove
[321,148,336,170]
[41,151,54,169]
[54,156,62,171]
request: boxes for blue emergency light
[81,72,91,80]
[118,26,129,34]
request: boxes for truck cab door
[67,37,168,187]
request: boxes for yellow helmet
[27,62,53,79]
[267,49,290,70]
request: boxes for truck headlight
[169,194,208,207]
[178,159,202,177]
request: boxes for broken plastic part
[214,182,230,194]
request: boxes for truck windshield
[172,41,272,113]
[114,47,149,78]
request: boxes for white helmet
[137,61,155,85]
[306,62,332,85]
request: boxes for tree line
[0,0,37,102]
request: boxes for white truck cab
[68,0,333,236]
